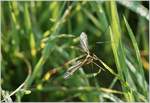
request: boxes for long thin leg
[64,54,86,66]
[90,61,99,87]
[92,61,105,71]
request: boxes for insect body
[64,32,102,79]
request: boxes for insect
[64,32,104,79]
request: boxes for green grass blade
[24,3,36,57]
[109,1,136,101]
[123,16,148,98]
[25,4,74,88]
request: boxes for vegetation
[1,1,149,102]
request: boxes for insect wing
[80,32,89,54]
[64,61,82,79]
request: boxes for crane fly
[64,32,103,79]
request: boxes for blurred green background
[1,1,149,102]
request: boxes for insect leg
[92,61,105,71]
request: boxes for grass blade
[123,16,148,98]
[109,1,135,101]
